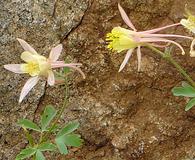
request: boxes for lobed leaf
[55,136,68,154]
[63,134,83,147]
[18,119,41,132]
[185,98,195,111]
[172,85,195,97]
[38,142,56,152]
[15,148,36,160]
[55,121,82,155]
[41,105,57,131]
[35,150,45,160]
[56,121,79,138]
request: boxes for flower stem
[23,128,34,146]
[41,76,69,142]
[147,45,195,87]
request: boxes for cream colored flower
[106,4,192,72]
[4,38,85,103]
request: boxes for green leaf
[41,105,57,131]
[55,136,68,154]
[15,148,36,160]
[35,150,45,160]
[55,121,82,155]
[56,121,79,138]
[172,85,195,97]
[38,142,56,152]
[185,98,195,111]
[18,119,41,132]
[63,134,83,147]
[55,134,83,154]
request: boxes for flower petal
[4,64,26,73]
[118,3,136,31]
[17,38,38,54]
[137,46,142,72]
[19,76,39,103]
[21,51,36,62]
[47,71,55,86]
[119,49,134,72]
[49,44,63,62]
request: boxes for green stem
[147,45,195,87]
[23,128,34,146]
[39,132,43,144]
[41,76,69,142]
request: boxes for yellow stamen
[20,52,51,76]
[21,62,40,76]
[106,27,138,52]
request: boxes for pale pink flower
[107,4,193,72]
[4,38,85,103]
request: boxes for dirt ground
[0,0,195,160]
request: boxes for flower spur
[106,4,193,72]
[4,38,85,103]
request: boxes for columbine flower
[4,38,85,103]
[106,4,193,72]
[180,11,195,34]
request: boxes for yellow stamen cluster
[22,62,40,76]
[106,27,138,52]
[20,52,51,77]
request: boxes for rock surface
[0,0,195,160]
[0,0,88,159]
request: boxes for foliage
[172,82,195,111]
[16,105,82,160]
